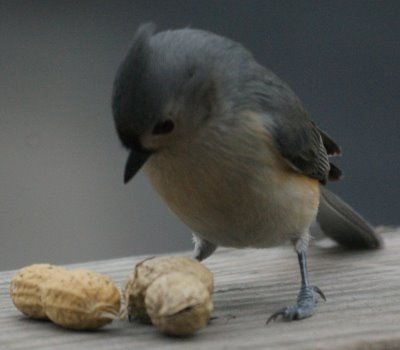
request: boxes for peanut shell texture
[123,256,213,322]
[41,269,121,330]
[145,272,213,336]
[9,264,68,319]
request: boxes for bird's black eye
[152,119,175,135]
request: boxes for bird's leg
[267,241,326,323]
[192,234,217,261]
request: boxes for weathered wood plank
[1,228,399,350]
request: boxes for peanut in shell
[9,264,68,319]
[123,256,213,322]
[145,272,213,336]
[41,269,121,330]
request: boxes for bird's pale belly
[144,147,320,249]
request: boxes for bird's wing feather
[255,72,341,183]
[273,116,332,183]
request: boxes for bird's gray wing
[251,71,381,248]
[256,73,341,184]
[274,116,332,184]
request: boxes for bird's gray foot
[192,234,217,261]
[267,241,326,324]
[267,285,325,323]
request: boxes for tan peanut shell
[123,256,213,322]
[9,264,68,319]
[41,269,121,330]
[145,272,213,336]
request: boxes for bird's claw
[312,286,326,301]
[266,285,326,324]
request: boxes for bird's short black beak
[124,145,152,184]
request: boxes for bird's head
[112,23,215,183]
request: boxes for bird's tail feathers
[316,187,383,249]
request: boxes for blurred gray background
[1,0,399,270]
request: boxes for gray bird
[112,23,382,322]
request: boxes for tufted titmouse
[112,23,382,322]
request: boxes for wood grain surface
[1,227,399,350]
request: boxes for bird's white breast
[143,113,319,248]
